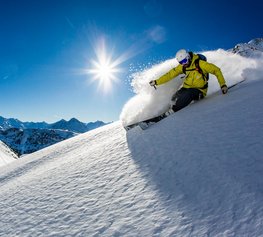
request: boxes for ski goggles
[179,57,189,65]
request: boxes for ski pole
[228,79,246,89]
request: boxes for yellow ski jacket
[155,53,226,96]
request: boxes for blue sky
[0,0,262,123]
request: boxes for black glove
[221,85,228,94]
[149,80,157,87]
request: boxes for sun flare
[88,40,121,93]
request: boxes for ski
[124,112,170,131]
[124,79,246,131]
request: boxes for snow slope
[0,77,263,236]
[0,141,17,167]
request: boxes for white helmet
[176,49,190,65]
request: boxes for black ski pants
[171,87,204,112]
[141,87,204,124]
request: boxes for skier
[149,49,228,114]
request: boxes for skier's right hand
[221,85,228,94]
[149,80,157,87]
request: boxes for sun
[89,58,118,89]
[88,40,121,93]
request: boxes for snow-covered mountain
[0,116,28,130]
[231,38,263,57]
[0,128,77,156]
[0,40,262,236]
[0,140,17,167]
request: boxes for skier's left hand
[221,85,228,94]
[149,80,157,87]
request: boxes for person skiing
[149,49,228,114]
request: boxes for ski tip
[138,122,150,130]
[124,124,137,131]
[124,126,131,131]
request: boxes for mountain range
[0,116,108,133]
[0,117,109,155]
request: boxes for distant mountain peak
[57,119,67,123]
[231,38,263,57]
[69,118,80,122]
[248,38,263,47]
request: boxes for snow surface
[1,75,263,236]
[1,47,263,236]
[0,141,17,167]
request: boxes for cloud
[147,25,166,44]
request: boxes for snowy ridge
[0,141,17,167]
[231,38,263,57]
[0,78,263,236]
